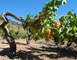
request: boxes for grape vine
[23,0,67,41]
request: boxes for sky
[0,0,77,23]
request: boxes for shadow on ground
[28,46,77,59]
[0,45,77,60]
[0,48,43,60]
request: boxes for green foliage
[9,29,26,39]
[0,30,5,37]
[0,15,3,20]
[0,19,27,39]
[23,0,67,40]
[58,11,77,43]
[2,0,76,46]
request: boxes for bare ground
[0,38,77,60]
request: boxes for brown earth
[0,37,77,60]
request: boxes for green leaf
[46,24,51,28]
[62,28,68,34]
[73,26,77,32]
[41,28,45,33]
[67,33,73,37]
[52,28,58,33]
[62,0,67,5]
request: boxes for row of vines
[0,0,76,47]
[0,20,27,39]
[22,0,77,46]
